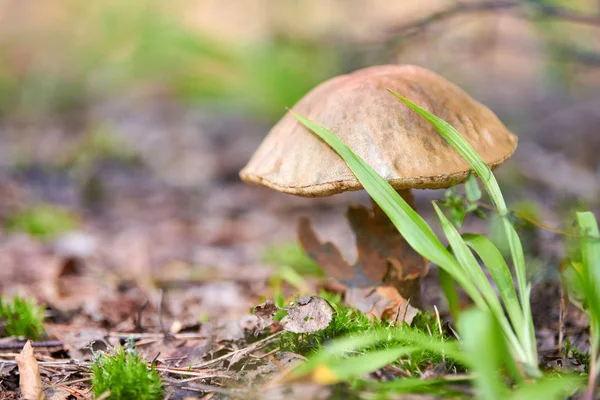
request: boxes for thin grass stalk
[389,92,538,369]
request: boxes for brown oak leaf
[299,203,428,320]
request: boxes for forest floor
[0,102,598,399]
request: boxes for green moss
[564,338,590,373]
[4,203,77,241]
[91,345,163,400]
[0,296,45,340]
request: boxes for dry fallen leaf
[280,296,333,334]
[254,297,334,333]
[299,203,427,320]
[345,286,419,324]
[254,300,278,331]
[15,341,45,400]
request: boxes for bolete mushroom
[240,64,517,305]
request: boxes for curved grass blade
[462,234,523,335]
[509,375,583,400]
[575,211,600,397]
[389,92,536,367]
[292,326,467,380]
[433,204,524,361]
[311,347,419,383]
[292,112,485,308]
[438,267,460,322]
[387,91,504,212]
[459,309,509,400]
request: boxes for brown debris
[253,296,334,334]
[254,300,278,331]
[15,341,45,400]
[345,286,419,324]
[280,296,333,334]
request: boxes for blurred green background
[0,0,597,234]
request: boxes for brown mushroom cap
[240,64,518,197]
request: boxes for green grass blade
[576,211,600,367]
[293,112,485,308]
[291,329,396,377]
[576,212,600,302]
[438,267,460,322]
[292,327,466,379]
[433,204,492,291]
[459,309,509,400]
[509,375,583,400]
[321,347,419,381]
[462,234,523,334]
[369,376,470,396]
[389,92,536,367]
[388,91,527,280]
[433,204,524,361]
[387,92,504,212]
[465,173,482,203]
[292,113,447,267]
[398,329,465,363]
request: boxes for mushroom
[240,64,518,304]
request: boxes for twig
[476,202,600,240]
[56,384,92,399]
[167,374,227,384]
[387,0,520,38]
[106,332,205,340]
[532,1,600,26]
[434,305,443,337]
[179,383,245,396]
[249,347,279,360]
[191,331,283,369]
[0,359,87,367]
[95,391,111,400]
[134,300,149,332]
[385,0,600,40]
[0,340,64,350]
[47,377,92,389]
[158,288,171,338]
[154,366,232,379]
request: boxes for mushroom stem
[370,188,416,212]
[369,188,426,306]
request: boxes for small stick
[191,331,283,369]
[558,286,566,357]
[47,377,92,389]
[158,289,170,337]
[0,340,64,350]
[106,332,205,340]
[154,366,232,379]
[179,384,244,395]
[134,300,150,332]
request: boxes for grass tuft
[4,203,77,241]
[0,295,45,340]
[91,344,163,400]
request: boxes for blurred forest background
[0,0,599,317]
